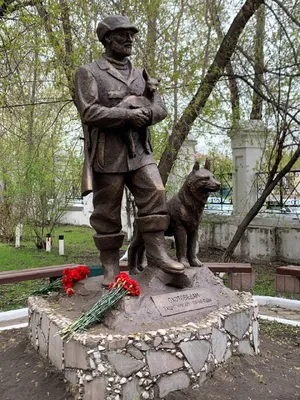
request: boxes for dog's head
[143,69,161,93]
[185,160,221,195]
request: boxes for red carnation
[61,265,90,296]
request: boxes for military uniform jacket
[75,56,168,177]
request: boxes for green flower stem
[31,278,62,296]
[59,286,127,340]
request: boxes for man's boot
[136,215,184,274]
[93,233,125,287]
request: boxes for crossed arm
[75,67,167,129]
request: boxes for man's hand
[127,108,151,128]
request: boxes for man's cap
[97,15,139,42]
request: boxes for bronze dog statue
[128,160,221,273]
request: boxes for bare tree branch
[271,0,300,28]
[208,0,240,119]
[250,4,265,119]
[0,0,33,19]
[158,0,265,184]
[0,99,72,109]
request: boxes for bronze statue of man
[75,15,184,286]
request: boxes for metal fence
[205,172,233,212]
[255,169,300,214]
[205,169,300,215]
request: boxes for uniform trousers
[90,163,167,236]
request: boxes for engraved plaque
[151,289,217,317]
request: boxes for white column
[58,235,65,255]
[15,223,22,248]
[46,233,51,252]
[230,120,264,215]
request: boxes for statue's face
[106,29,135,57]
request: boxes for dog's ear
[192,161,200,172]
[204,159,211,171]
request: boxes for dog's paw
[178,257,190,268]
[129,267,141,275]
[189,258,203,267]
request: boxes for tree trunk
[250,4,265,119]
[158,0,264,185]
[208,0,240,120]
[144,0,160,75]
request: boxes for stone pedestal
[230,120,264,215]
[28,266,259,400]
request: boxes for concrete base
[275,274,300,295]
[28,268,259,400]
[228,271,256,291]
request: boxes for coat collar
[96,56,139,86]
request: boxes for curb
[254,295,300,311]
[0,307,28,322]
[0,322,28,331]
[258,315,300,327]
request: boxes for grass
[0,225,101,311]
[2,225,99,270]
[252,266,276,297]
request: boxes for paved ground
[0,321,299,400]
[259,306,300,322]
[0,316,28,330]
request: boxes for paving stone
[224,348,232,362]
[83,377,106,400]
[146,350,183,376]
[139,342,150,351]
[238,340,254,356]
[127,345,144,360]
[153,337,162,347]
[252,320,259,355]
[107,351,145,377]
[212,328,227,363]
[108,338,128,350]
[158,342,175,349]
[157,371,190,397]
[64,340,89,370]
[179,340,210,373]
[197,327,212,337]
[30,311,40,350]
[48,322,63,371]
[94,351,101,364]
[199,372,207,385]
[65,369,78,386]
[37,327,48,358]
[224,311,251,339]
[122,376,141,400]
[173,332,191,343]
[40,313,50,342]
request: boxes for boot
[136,215,184,275]
[94,233,124,287]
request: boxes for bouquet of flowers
[30,265,90,296]
[59,272,140,340]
